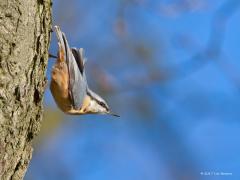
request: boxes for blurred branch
[169,0,240,83]
[95,0,240,94]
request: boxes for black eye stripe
[87,91,109,111]
[98,101,108,110]
[99,102,104,106]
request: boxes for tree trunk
[0,0,51,179]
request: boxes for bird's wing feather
[69,48,88,109]
[71,48,84,74]
[55,26,87,110]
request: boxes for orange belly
[50,60,92,115]
[50,62,72,112]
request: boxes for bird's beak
[108,111,120,117]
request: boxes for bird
[50,26,119,117]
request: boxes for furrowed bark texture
[0,0,51,179]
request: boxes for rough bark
[0,0,52,179]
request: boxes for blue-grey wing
[54,26,88,110]
[70,48,88,109]
[61,34,87,110]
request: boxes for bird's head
[86,89,120,117]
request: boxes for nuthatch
[50,26,119,117]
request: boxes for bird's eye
[98,101,109,110]
[99,102,105,106]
